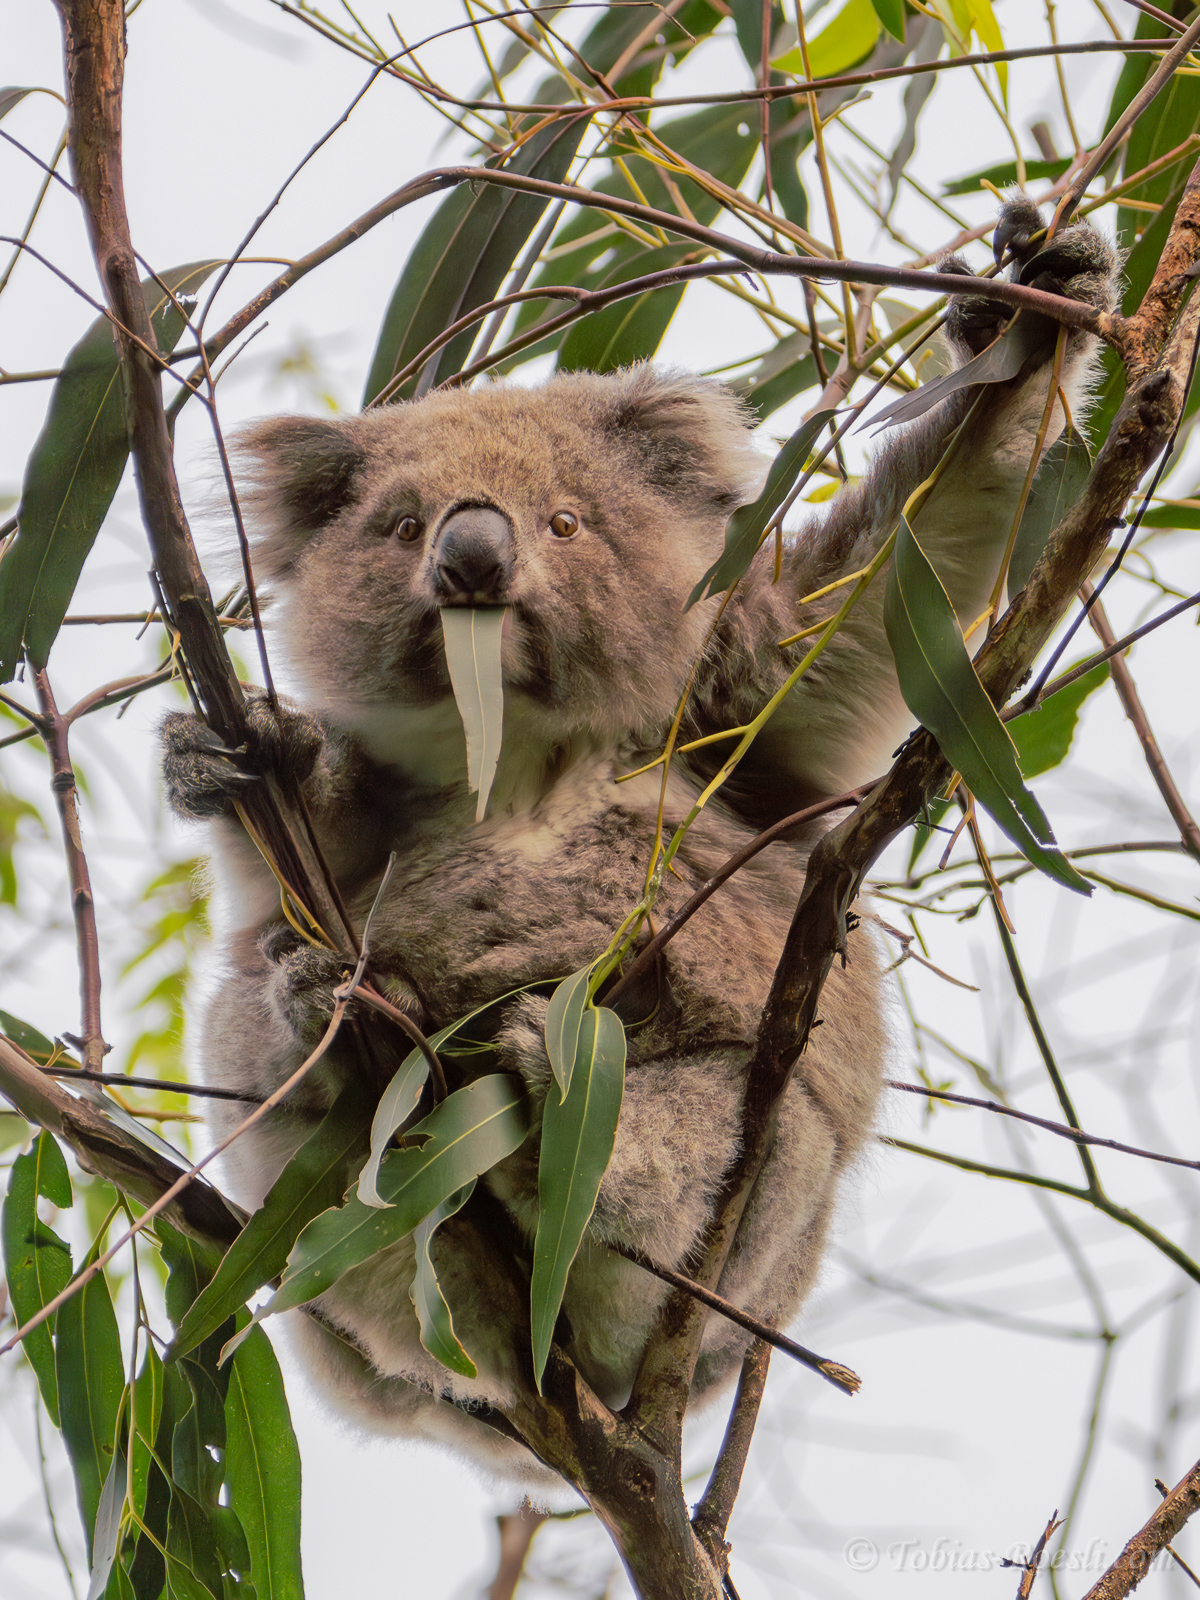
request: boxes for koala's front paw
[161,693,324,821]
[1015,223,1121,316]
[938,251,1006,356]
[260,928,356,1047]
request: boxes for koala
[162,199,1118,1485]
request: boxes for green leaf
[942,156,1071,196]
[1140,502,1200,530]
[440,608,507,822]
[56,1258,125,1557]
[1008,428,1092,598]
[170,1083,372,1357]
[360,994,513,1208]
[774,0,880,78]
[0,86,35,121]
[871,0,906,41]
[688,409,838,605]
[2,1130,72,1425]
[238,1076,529,1337]
[555,242,695,374]
[130,1343,164,1525]
[730,333,818,423]
[870,312,1052,433]
[165,1487,223,1600]
[224,1327,304,1600]
[86,1450,126,1600]
[158,1220,227,1330]
[0,262,220,682]
[362,115,587,405]
[883,515,1091,894]
[530,1007,626,1390]
[0,1008,58,1062]
[1010,662,1110,780]
[505,102,761,371]
[544,965,598,1102]
[411,1182,478,1378]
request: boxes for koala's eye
[549,510,580,540]
[392,515,423,543]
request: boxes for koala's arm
[695,202,1120,808]
[161,695,392,934]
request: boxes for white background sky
[2,2,1200,1598]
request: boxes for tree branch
[1080,1459,1200,1599]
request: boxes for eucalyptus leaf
[361,991,522,1208]
[56,1257,125,1557]
[440,608,507,822]
[0,261,220,681]
[2,1130,72,1425]
[86,1451,126,1600]
[170,1082,372,1356]
[544,964,595,1101]
[773,0,879,77]
[1008,428,1092,598]
[411,1182,478,1378]
[556,243,695,375]
[531,1006,626,1390]
[871,0,906,42]
[869,312,1052,434]
[883,515,1091,894]
[229,1076,530,1346]
[165,1488,223,1600]
[362,115,587,405]
[688,409,837,606]
[0,1008,57,1061]
[1010,662,1110,781]
[224,1328,304,1600]
[130,1343,164,1526]
[0,86,35,121]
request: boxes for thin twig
[692,1339,771,1574]
[31,668,108,1073]
[1079,1459,1200,1598]
[888,1080,1200,1172]
[609,1242,859,1395]
[1081,581,1200,864]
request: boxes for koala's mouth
[439,607,510,824]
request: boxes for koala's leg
[703,198,1121,803]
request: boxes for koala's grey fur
[163,201,1119,1486]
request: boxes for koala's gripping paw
[943,195,1120,357]
[260,933,355,1047]
[161,693,323,821]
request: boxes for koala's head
[236,367,761,759]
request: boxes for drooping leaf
[0,87,36,122]
[362,115,588,406]
[871,0,906,41]
[86,1450,127,1600]
[883,515,1091,894]
[774,0,880,78]
[942,156,1071,196]
[2,1130,72,1425]
[1010,662,1110,780]
[231,1076,530,1343]
[1008,428,1092,598]
[56,1257,125,1557]
[0,1008,58,1061]
[129,1342,164,1526]
[505,103,761,371]
[411,1182,478,1378]
[730,333,819,422]
[164,1489,223,1600]
[0,261,220,682]
[224,1327,305,1600]
[555,242,696,374]
[688,409,838,605]
[1105,12,1200,253]
[440,608,507,822]
[869,312,1053,434]
[544,963,595,1100]
[170,1082,372,1356]
[530,1007,626,1390]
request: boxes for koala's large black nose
[433,506,514,604]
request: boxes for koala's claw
[992,194,1046,269]
[160,692,325,821]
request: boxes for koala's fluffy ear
[235,416,365,581]
[592,366,762,512]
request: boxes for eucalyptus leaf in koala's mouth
[439,607,507,822]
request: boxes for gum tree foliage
[2,2,1200,1597]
